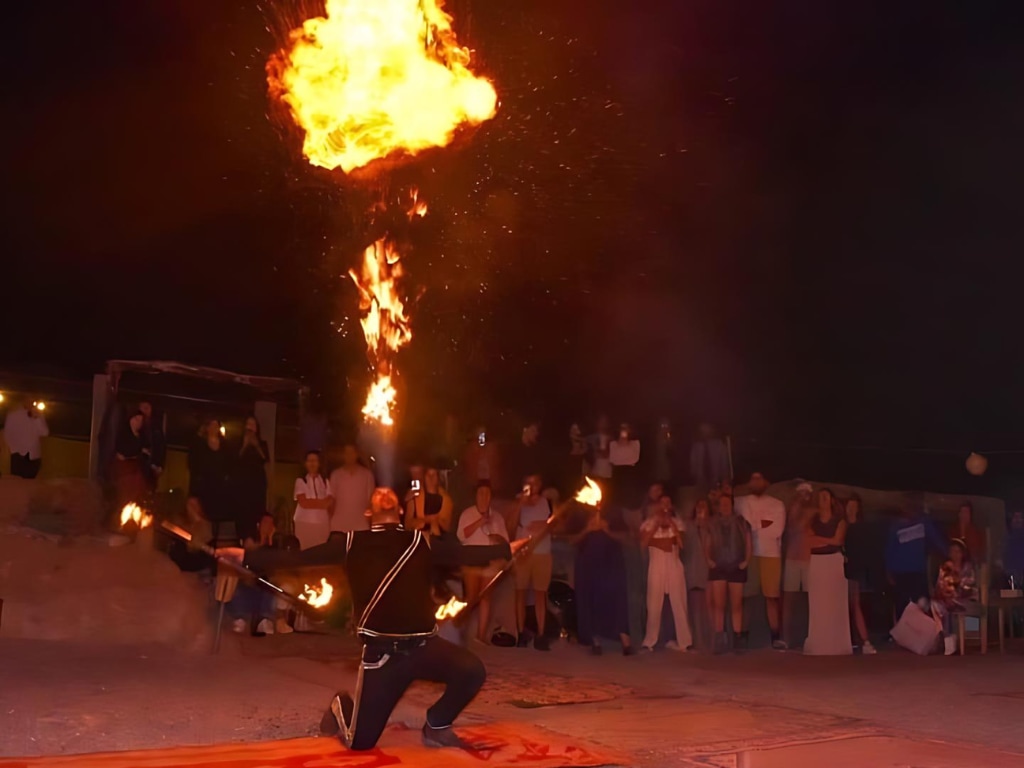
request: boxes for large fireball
[269,0,498,173]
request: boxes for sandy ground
[3,630,1024,767]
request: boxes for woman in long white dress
[804,488,852,655]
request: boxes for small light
[219,425,226,436]
[0,393,5,403]
[34,401,46,411]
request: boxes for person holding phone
[235,415,270,542]
[294,450,333,549]
[405,466,452,537]
[4,396,49,479]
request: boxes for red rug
[0,722,626,768]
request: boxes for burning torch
[434,477,604,622]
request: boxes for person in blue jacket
[886,504,947,612]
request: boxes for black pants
[10,453,41,479]
[344,635,485,750]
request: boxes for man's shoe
[319,692,353,738]
[516,631,532,648]
[533,634,551,651]
[772,637,788,650]
[422,723,475,749]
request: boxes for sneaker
[275,618,294,635]
[533,635,551,651]
[319,692,353,738]
[516,632,532,648]
[257,618,275,635]
[862,641,878,655]
[772,637,789,650]
[231,618,247,634]
[590,644,603,656]
[422,723,476,749]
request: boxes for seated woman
[229,514,298,635]
[932,538,978,655]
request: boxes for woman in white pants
[293,451,333,550]
[640,495,692,651]
[804,488,852,655]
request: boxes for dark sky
[3,0,1023,459]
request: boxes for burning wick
[435,596,467,620]
[120,503,153,530]
[299,578,334,609]
[574,476,603,508]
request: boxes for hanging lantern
[965,452,988,477]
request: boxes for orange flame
[298,578,335,609]
[120,503,153,530]
[574,477,603,507]
[269,0,497,173]
[435,595,467,620]
[349,238,412,426]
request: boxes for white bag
[890,602,940,655]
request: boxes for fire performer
[218,486,510,751]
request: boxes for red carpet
[0,722,626,768]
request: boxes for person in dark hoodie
[885,504,947,611]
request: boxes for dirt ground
[3,629,1024,767]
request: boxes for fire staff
[222,487,510,751]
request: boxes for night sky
[3,1,1024,475]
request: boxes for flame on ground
[574,477,603,507]
[349,238,412,427]
[269,0,497,173]
[120,503,153,530]
[435,595,467,620]
[299,578,335,609]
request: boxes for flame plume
[299,578,335,609]
[349,238,412,426]
[435,595,467,620]
[120,503,153,530]
[574,477,603,508]
[269,0,497,173]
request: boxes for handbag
[890,601,940,656]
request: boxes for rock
[0,530,211,650]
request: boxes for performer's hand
[215,547,246,565]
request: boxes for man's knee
[461,652,486,693]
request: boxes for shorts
[708,565,748,584]
[463,560,502,583]
[515,553,553,591]
[783,559,810,592]
[752,556,782,598]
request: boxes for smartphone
[478,431,486,447]
[411,479,421,493]
[522,483,532,497]
[619,429,628,440]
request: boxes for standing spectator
[706,494,752,654]
[737,472,786,649]
[885,504,947,611]
[689,422,729,491]
[328,443,375,534]
[804,488,851,656]
[112,410,149,508]
[510,474,553,651]
[458,481,509,644]
[843,494,876,654]
[138,401,165,492]
[293,450,332,549]
[4,396,49,479]
[640,495,692,652]
[189,419,231,539]
[609,423,641,507]
[1000,509,1024,588]
[932,538,977,655]
[639,482,665,520]
[782,482,814,648]
[587,415,614,484]
[947,502,985,564]
[235,415,270,543]
[463,425,500,493]
[683,498,712,651]
[405,466,453,537]
[507,420,545,496]
[572,500,635,656]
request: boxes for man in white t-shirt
[736,471,786,649]
[3,397,49,479]
[328,444,375,533]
